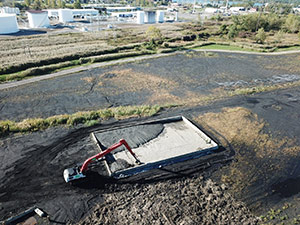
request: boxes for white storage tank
[136,11,144,24]
[47,9,59,18]
[27,10,50,28]
[58,9,73,23]
[204,8,218,13]
[156,10,164,23]
[0,13,19,34]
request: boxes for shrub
[85,120,99,127]
[98,109,113,119]
[256,28,267,44]
[146,26,163,41]
[227,25,239,39]
[274,30,284,43]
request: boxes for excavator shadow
[70,171,116,189]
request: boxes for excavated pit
[93,116,219,179]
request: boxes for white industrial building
[27,10,50,28]
[204,8,218,13]
[0,7,20,14]
[47,9,59,18]
[136,11,144,24]
[47,8,99,21]
[156,10,164,23]
[111,11,134,18]
[106,6,138,15]
[72,9,99,18]
[136,10,165,24]
[58,9,73,23]
[144,11,156,23]
[0,13,19,34]
[229,7,245,13]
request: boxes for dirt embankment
[79,177,260,225]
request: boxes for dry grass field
[1,20,300,83]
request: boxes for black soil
[1,52,300,224]
[94,124,164,149]
[1,52,300,121]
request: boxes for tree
[284,14,300,33]
[49,0,56,8]
[146,26,162,41]
[265,3,292,15]
[255,28,266,44]
[25,0,31,7]
[32,0,42,9]
[227,24,238,39]
[73,0,81,9]
[58,0,65,8]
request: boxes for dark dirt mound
[94,123,164,149]
[79,177,260,225]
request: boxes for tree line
[0,0,82,10]
[219,13,300,43]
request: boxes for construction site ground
[1,51,300,224]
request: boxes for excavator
[63,139,140,183]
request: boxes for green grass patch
[275,45,300,52]
[0,105,169,137]
[193,44,254,52]
[228,86,274,96]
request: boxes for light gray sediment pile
[79,177,260,225]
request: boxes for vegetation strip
[0,50,154,83]
[0,43,142,76]
[0,105,170,137]
[2,42,300,87]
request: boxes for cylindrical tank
[0,14,19,34]
[58,9,73,23]
[136,11,144,24]
[27,11,50,28]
